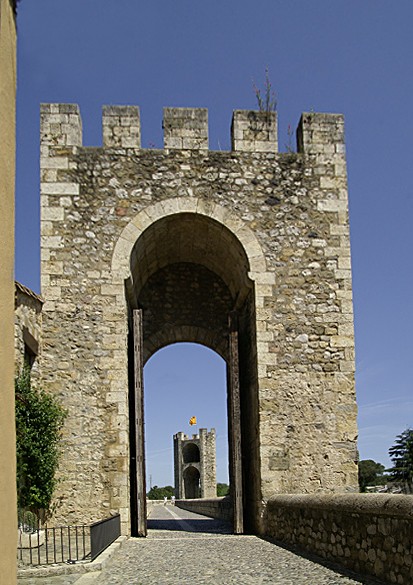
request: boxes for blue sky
[15,1,412,486]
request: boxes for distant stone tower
[174,428,216,499]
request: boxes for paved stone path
[18,505,387,585]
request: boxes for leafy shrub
[15,369,67,519]
[216,483,229,497]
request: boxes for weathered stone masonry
[265,494,413,585]
[14,281,43,376]
[39,104,358,535]
[174,429,217,500]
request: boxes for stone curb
[17,536,127,579]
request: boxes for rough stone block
[297,112,345,154]
[41,103,82,147]
[102,105,141,148]
[231,110,277,152]
[41,182,79,196]
[163,107,208,150]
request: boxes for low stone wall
[175,497,233,522]
[264,494,413,585]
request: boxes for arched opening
[127,212,261,536]
[183,466,200,499]
[182,444,200,464]
[143,343,228,502]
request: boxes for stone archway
[183,466,201,499]
[111,197,269,284]
[114,199,269,536]
[182,443,200,464]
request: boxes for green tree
[15,369,67,519]
[358,459,386,492]
[216,483,229,497]
[147,485,174,500]
[388,428,413,493]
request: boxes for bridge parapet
[175,497,232,523]
[265,493,413,585]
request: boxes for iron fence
[90,514,121,561]
[17,510,120,567]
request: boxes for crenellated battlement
[231,110,277,152]
[103,105,141,148]
[174,428,216,442]
[163,107,208,150]
[40,103,345,154]
[40,103,82,148]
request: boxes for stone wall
[39,103,358,534]
[0,0,17,581]
[15,282,43,376]
[264,494,413,585]
[176,497,232,523]
[199,429,217,499]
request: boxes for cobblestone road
[18,505,387,585]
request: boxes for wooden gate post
[228,311,244,534]
[133,309,147,536]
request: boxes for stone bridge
[17,500,412,584]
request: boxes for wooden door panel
[228,311,243,534]
[133,309,147,537]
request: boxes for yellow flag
[189,416,197,426]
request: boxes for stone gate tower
[39,104,358,536]
[174,428,216,499]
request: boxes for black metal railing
[90,514,121,561]
[17,511,120,567]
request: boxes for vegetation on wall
[15,369,66,520]
[253,68,277,114]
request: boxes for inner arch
[182,443,200,464]
[183,466,200,499]
[128,213,253,363]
